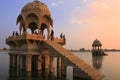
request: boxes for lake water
[0,51,120,80]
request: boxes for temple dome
[21,0,50,16]
[17,0,53,39]
[92,39,102,47]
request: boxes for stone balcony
[6,33,65,50]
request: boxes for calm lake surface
[0,51,120,80]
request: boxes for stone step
[43,40,104,80]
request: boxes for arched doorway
[28,22,37,34]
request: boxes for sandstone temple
[6,0,104,80]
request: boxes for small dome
[22,0,50,15]
[92,39,102,47]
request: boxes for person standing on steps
[63,34,66,44]
[50,29,54,41]
[60,33,63,39]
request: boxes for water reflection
[8,67,63,80]
[8,58,66,80]
[0,52,106,80]
[92,56,103,70]
[3,52,120,80]
[8,65,87,80]
[66,66,73,80]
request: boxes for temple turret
[17,0,53,40]
[92,39,106,56]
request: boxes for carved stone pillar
[25,54,32,72]
[13,55,17,67]
[57,57,62,78]
[24,22,28,34]
[37,55,42,71]
[9,54,13,67]
[17,55,20,69]
[19,55,23,70]
[57,58,62,68]
[45,55,50,70]
[38,21,41,35]
[50,57,55,73]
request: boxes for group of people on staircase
[60,33,65,39]
[60,33,66,44]
[50,29,66,44]
[50,29,54,41]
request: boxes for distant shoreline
[70,50,120,53]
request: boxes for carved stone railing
[26,33,45,40]
[6,33,44,43]
[6,33,65,45]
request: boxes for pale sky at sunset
[0,0,120,50]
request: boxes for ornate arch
[40,23,47,35]
[40,23,51,40]
[40,15,53,40]
[25,13,39,33]
[43,15,53,27]
[16,14,25,35]
[28,22,37,34]
[16,14,25,25]
[26,13,39,20]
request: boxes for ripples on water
[1,52,120,80]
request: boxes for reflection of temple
[6,0,104,80]
[92,56,103,70]
[8,67,61,80]
[92,39,105,56]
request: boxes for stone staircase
[43,40,104,80]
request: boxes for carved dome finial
[34,0,39,1]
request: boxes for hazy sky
[0,0,120,50]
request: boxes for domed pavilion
[17,0,53,40]
[6,0,65,72]
[92,39,105,56]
